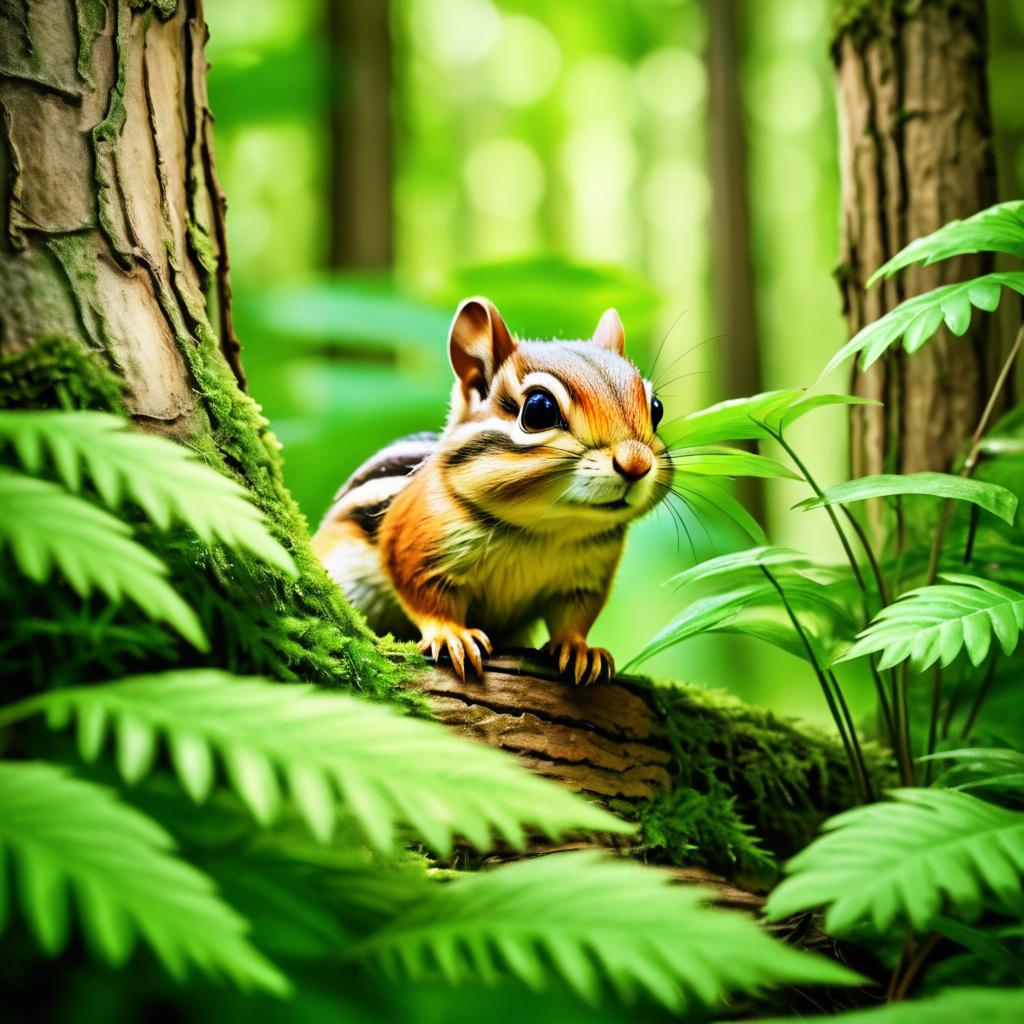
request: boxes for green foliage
[824,271,1024,375]
[923,748,1024,794]
[869,200,1024,285]
[759,985,1024,1024]
[797,472,1019,525]
[765,788,1024,933]
[0,760,286,993]
[0,411,296,576]
[0,470,207,649]
[670,446,799,480]
[353,851,859,1012]
[3,670,629,854]
[838,575,1024,671]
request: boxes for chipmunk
[312,298,672,684]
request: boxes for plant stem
[828,668,874,801]
[893,663,915,786]
[760,566,867,802]
[960,655,998,740]
[891,932,942,1002]
[924,321,1024,587]
[771,430,869,596]
[841,506,890,605]
[924,664,942,783]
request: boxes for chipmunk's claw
[543,637,615,686]
[420,625,492,679]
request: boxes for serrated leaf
[796,472,1018,525]
[824,271,1024,375]
[0,761,286,993]
[3,671,632,855]
[869,200,1024,285]
[0,411,296,578]
[354,852,860,1013]
[758,985,1024,1024]
[0,470,207,649]
[765,788,1024,933]
[837,575,1024,671]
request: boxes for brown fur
[314,298,672,684]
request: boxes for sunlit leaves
[0,471,207,649]
[6,671,630,854]
[354,851,860,1012]
[796,472,1018,525]
[823,272,1024,375]
[0,411,296,576]
[765,788,1024,933]
[837,575,1024,671]
[0,761,286,993]
[868,200,1024,285]
[672,447,799,481]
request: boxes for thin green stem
[841,505,889,605]
[771,430,868,596]
[827,669,874,801]
[893,663,915,786]
[924,664,942,784]
[760,566,865,801]
[960,655,998,740]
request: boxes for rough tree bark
[0,0,871,889]
[832,0,1003,481]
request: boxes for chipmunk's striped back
[313,432,439,637]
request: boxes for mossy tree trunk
[0,0,405,698]
[832,0,1003,482]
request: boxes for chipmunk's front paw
[543,635,615,686]
[420,623,493,679]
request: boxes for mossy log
[413,651,883,887]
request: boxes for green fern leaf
[665,546,817,589]
[0,760,286,992]
[824,271,1024,376]
[757,985,1024,1024]
[868,200,1024,286]
[765,788,1024,933]
[837,575,1024,671]
[353,851,859,1012]
[0,411,295,576]
[2,670,631,854]
[0,470,206,649]
[922,747,1024,794]
[796,472,1018,525]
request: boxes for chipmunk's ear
[591,308,625,355]
[448,297,516,399]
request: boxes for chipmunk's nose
[612,441,653,482]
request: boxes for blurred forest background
[203,0,1024,722]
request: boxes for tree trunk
[325,0,392,270]
[0,0,403,698]
[832,0,1002,481]
[705,0,765,522]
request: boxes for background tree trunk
[705,0,765,522]
[832,0,1003,482]
[325,0,392,270]
[0,0,403,697]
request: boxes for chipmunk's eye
[651,395,664,430]
[521,389,562,432]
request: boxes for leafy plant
[0,670,628,852]
[765,788,1024,933]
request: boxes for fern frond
[823,271,1024,376]
[868,199,1024,286]
[353,851,860,1012]
[765,788,1024,933]
[837,575,1024,671]
[0,761,286,993]
[1,670,630,854]
[0,411,295,576]
[757,985,1024,1024]
[0,470,206,649]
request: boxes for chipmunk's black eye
[521,389,562,432]
[651,395,664,430]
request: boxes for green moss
[73,0,107,81]
[637,681,893,877]
[0,335,125,412]
[128,0,179,20]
